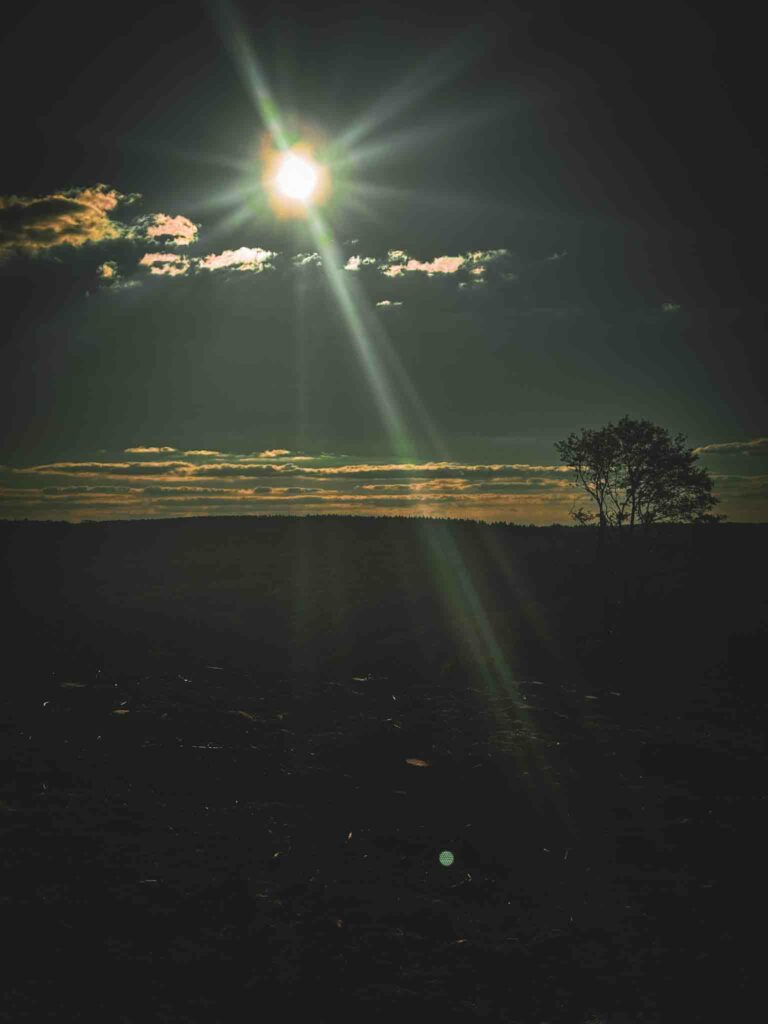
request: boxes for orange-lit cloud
[0,184,135,254]
[2,461,764,524]
[141,213,198,246]
[0,477,579,525]
[10,457,573,483]
[138,252,191,276]
[124,446,177,453]
[377,248,510,279]
[382,253,465,277]
[198,247,276,272]
[136,247,276,277]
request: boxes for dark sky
[1,0,765,522]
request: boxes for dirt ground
[2,518,766,1022]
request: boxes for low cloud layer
[0,448,580,523]
[1,444,764,523]
[124,446,177,454]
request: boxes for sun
[262,141,330,217]
[275,153,318,201]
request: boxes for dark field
[2,516,766,1022]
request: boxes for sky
[1,0,766,524]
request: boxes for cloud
[96,259,140,291]
[182,448,306,460]
[198,247,276,272]
[292,252,322,267]
[693,438,768,457]
[376,300,403,307]
[661,302,681,313]
[138,252,192,276]
[0,475,582,525]
[136,246,276,278]
[465,249,509,266]
[381,252,465,277]
[546,251,568,261]
[138,213,198,246]
[344,255,377,271]
[0,184,136,255]
[10,457,573,483]
[377,247,511,280]
[464,249,510,281]
[2,447,765,523]
[14,461,192,478]
[124,446,177,454]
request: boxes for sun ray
[209,0,290,150]
[343,179,522,216]
[122,134,249,173]
[334,105,506,173]
[206,2,572,835]
[337,28,491,151]
[306,208,416,458]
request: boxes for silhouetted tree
[555,417,723,548]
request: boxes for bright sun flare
[274,153,319,202]
[262,140,330,217]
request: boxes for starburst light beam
[210,0,570,833]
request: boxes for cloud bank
[0,448,581,524]
[1,445,763,523]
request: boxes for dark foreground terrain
[2,516,766,1022]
